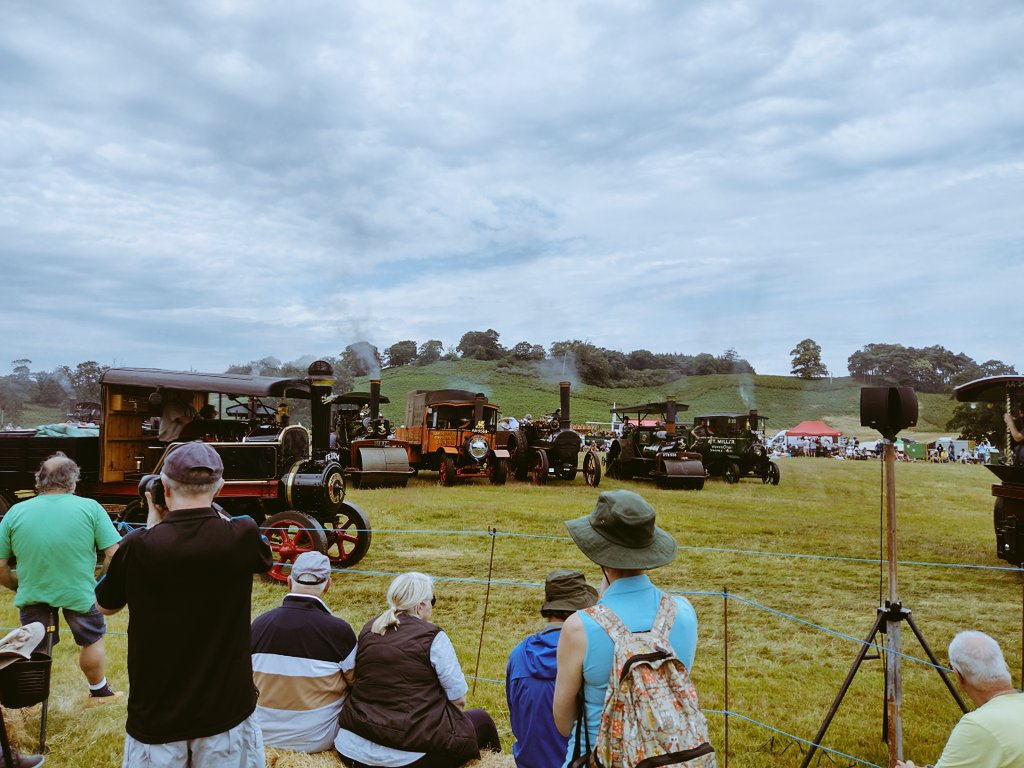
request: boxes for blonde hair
[371,572,434,635]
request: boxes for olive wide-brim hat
[565,490,677,570]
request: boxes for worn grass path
[1,458,1019,767]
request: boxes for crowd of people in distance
[0,445,1022,768]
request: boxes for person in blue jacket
[506,569,598,768]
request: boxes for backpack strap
[650,593,678,645]
[583,604,630,645]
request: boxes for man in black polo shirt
[97,442,273,768]
[251,551,357,752]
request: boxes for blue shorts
[19,603,107,649]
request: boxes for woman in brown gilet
[336,572,501,768]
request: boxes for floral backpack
[583,595,716,768]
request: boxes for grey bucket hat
[541,569,599,613]
[565,490,676,569]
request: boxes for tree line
[1,334,1016,441]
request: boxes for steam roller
[653,455,705,490]
[350,444,413,489]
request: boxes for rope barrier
[703,710,883,768]
[15,516,1010,768]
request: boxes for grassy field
[1,456,1018,767]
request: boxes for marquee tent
[785,420,843,438]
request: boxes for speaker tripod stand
[799,429,967,768]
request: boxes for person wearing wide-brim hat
[506,570,598,768]
[552,490,700,766]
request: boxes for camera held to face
[138,474,165,507]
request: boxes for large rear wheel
[324,502,372,569]
[261,511,328,584]
[531,449,549,486]
[583,451,601,487]
[509,431,530,481]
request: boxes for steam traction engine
[509,381,600,486]
[605,397,705,490]
[954,375,1024,565]
[0,361,373,583]
[329,379,414,489]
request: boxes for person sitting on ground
[0,453,123,708]
[506,569,598,768]
[897,630,1023,768]
[336,571,501,768]
[251,551,357,753]
[552,490,700,767]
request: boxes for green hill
[356,362,957,441]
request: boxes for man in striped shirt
[251,552,357,752]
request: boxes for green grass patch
[2,459,1016,767]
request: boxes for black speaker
[860,387,918,439]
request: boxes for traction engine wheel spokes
[767,461,781,486]
[324,501,372,569]
[439,454,458,487]
[531,449,549,486]
[490,457,508,485]
[724,462,741,484]
[583,450,602,487]
[261,510,329,584]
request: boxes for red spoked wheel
[324,501,372,569]
[261,510,328,583]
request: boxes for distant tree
[848,343,1001,393]
[947,401,1007,448]
[59,360,107,402]
[10,359,31,378]
[385,340,418,368]
[457,329,505,360]
[34,371,68,406]
[341,343,382,377]
[417,340,444,365]
[511,341,546,361]
[790,339,829,379]
[0,378,24,425]
[717,348,755,374]
[627,349,658,370]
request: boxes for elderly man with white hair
[897,630,1023,768]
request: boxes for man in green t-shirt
[897,630,1024,768]
[0,452,123,706]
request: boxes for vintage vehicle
[329,379,413,489]
[509,381,600,486]
[604,398,705,490]
[0,361,371,582]
[393,389,510,486]
[954,375,1024,565]
[688,411,780,485]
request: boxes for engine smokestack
[307,360,335,456]
[474,393,485,429]
[369,379,381,423]
[665,396,677,437]
[559,381,572,430]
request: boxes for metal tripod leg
[905,612,968,713]
[799,608,887,768]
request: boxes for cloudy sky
[2,0,1021,377]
